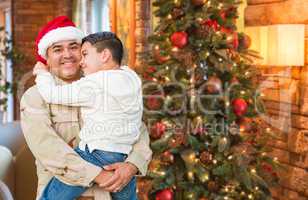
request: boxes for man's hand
[99,162,138,192]
[33,61,49,75]
[94,170,114,186]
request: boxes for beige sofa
[0,118,37,200]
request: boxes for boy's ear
[100,49,112,63]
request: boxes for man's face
[80,41,105,75]
[46,40,82,81]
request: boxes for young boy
[33,32,142,200]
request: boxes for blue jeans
[39,146,137,200]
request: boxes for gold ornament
[181,149,197,165]
[207,181,219,192]
[191,0,207,6]
[200,151,213,164]
[184,190,197,199]
[196,168,210,183]
[171,8,184,19]
[186,171,195,181]
[238,117,254,135]
[148,158,161,173]
[174,0,181,7]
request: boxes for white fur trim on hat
[38,26,85,59]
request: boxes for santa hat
[35,16,85,64]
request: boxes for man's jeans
[39,146,137,200]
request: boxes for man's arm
[99,122,152,192]
[20,87,101,187]
[125,122,152,176]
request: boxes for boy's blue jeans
[39,146,137,200]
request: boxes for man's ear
[46,49,51,67]
[46,58,50,66]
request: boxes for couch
[0,113,37,200]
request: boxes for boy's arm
[35,71,96,107]
[20,87,101,187]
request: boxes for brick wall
[12,0,72,118]
[135,0,151,71]
[246,0,308,199]
[12,0,72,69]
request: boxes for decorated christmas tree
[141,0,280,200]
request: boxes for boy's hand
[33,62,49,75]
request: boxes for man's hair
[82,32,123,65]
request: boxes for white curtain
[73,0,110,34]
[91,0,110,32]
[73,0,89,34]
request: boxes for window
[0,1,12,123]
[72,0,110,35]
[72,0,136,67]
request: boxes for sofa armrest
[0,122,24,155]
[0,146,15,198]
[0,181,14,200]
[0,146,12,180]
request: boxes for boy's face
[80,42,104,75]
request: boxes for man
[20,16,152,200]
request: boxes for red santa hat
[35,16,85,64]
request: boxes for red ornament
[151,122,167,139]
[272,172,278,178]
[232,32,239,50]
[220,11,227,21]
[239,33,251,49]
[232,98,248,117]
[202,20,219,31]
[161,151,175,164]
[230,76,240,85]
[146,96,163,110]
[219,8,237,24]
[170,31,188,48]
[205,75,222,94]
[220,27,232,34]
[262,163,273,173]
[143,66,157,81]
[193,127,205,135]
[221,28,239,49]
[146,66,156,73]
[143,73,151,81]
[156,188,174,200]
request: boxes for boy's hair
[82,32,123,65]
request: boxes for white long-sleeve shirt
[35,66,143,154]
